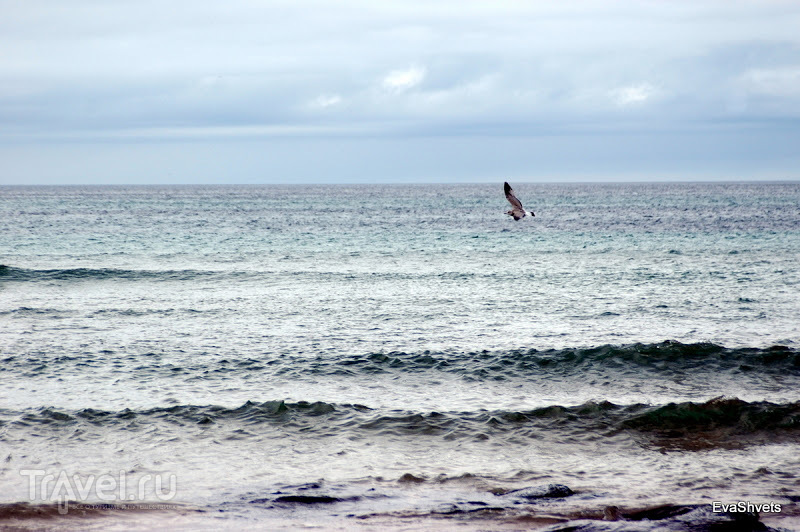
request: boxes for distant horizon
[3,178,799,187]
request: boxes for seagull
[504,182,534,220]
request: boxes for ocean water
[1,182,799,530]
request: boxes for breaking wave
[2,397,798,451]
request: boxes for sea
[1,182,799,531]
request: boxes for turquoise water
[1,183,799,528]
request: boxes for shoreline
[2,494,796,532]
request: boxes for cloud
[612,83,658,107]
[2,1,800,182]
[308,94,343,109]
[740,66,800,97]
[381,66,426,93]
[4,2,800,134]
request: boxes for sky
[1,0,800,184]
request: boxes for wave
[296,341,800,378]
[3,398,798,450]
[3,342,797,381]
[0,265,485,284]
[0,265,245,283]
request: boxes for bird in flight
[504,182,534,220]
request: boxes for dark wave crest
[0,265,251,283]
[2,342,797,382]
[300,341,800,379]
[3,398,798,450]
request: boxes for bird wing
[504,182,524,211]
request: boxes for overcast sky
[1,0,800,184]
